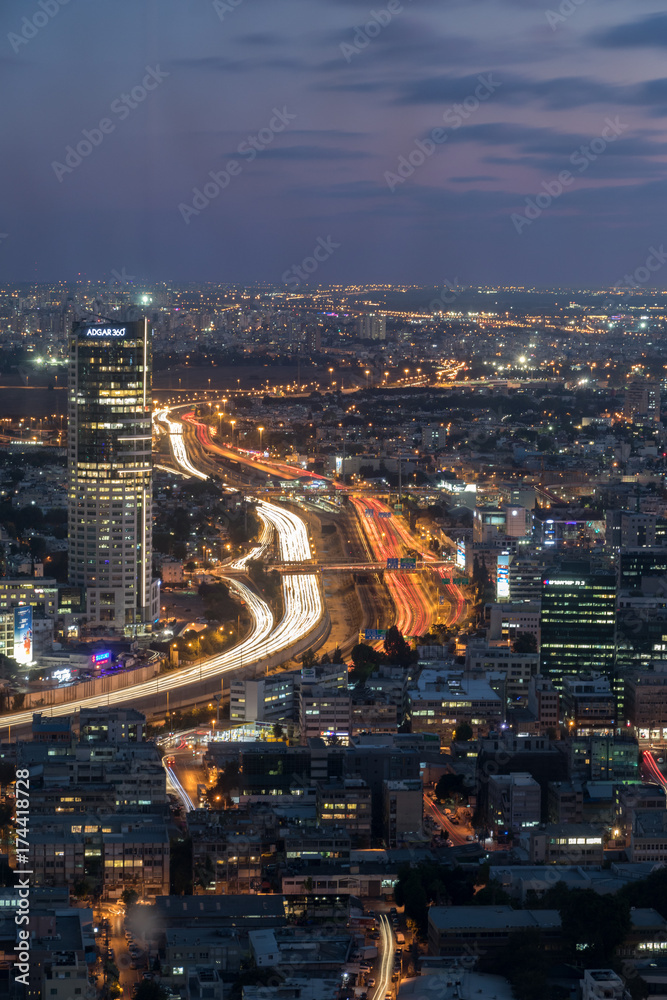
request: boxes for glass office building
[67,319,159,632]
[540,565,616,690]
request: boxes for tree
[134,982,169,1000]
[513,631,537,654]
[383,625,413,667]
[541,884,631,966]
[301,649,316,669]
[435,772,466,803]
[394,862,477,935]
[0,761,15,796]
[272,723,284,740]
[453,722,473,742]
[207,761,240,808]
[72,879,93,899]
[120,888,138,908]
[481,928,549,1000]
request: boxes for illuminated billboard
[82,325,128,339]
[456,538,466,569]
[13,606,33,666]
[497,551,510,601]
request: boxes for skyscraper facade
[67,319,159,632]
[540,564,616,689]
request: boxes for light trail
[374,914,395,1000]
[166,765,196,812]
[182,410,332,485]
[155,407,208,480]
[352,497,434,640]
[0,407,326,731]
[643,750,667,788]
[0,512,323,729]
[230,504,273,570]
[424,793,468,845]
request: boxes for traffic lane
[424,795,471,845]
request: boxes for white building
[581,969,628,1000]
[230,672,297,723]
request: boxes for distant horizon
[3,278,667,296]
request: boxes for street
[423,793,475,846]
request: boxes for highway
[154,408,209,480]
[181,409,332,485]
[374,914,395,1000]
[352,497,435,639]
[0,493,324,729]
[230,504,273,570]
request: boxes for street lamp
[258,426,264,451]
[230,418,236,444]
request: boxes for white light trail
[374,914,395,1000]
[166,766,196,812]
[0,506,322,729]
[155,407,208,480]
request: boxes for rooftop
[429,906,561,932]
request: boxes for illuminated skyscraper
[540,564,616,690]
[67,319,159,632]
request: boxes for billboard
[456,538,466,569]
[13,606,33,666]
[497,551,510,601]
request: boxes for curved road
[0,442,324,729]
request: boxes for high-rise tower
[540,563,616,689]
[67,319,159,632]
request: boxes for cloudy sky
[2,0,667,287]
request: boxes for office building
[540,565,616,689]
[357,313,386,341]
[487,772,541,834]
[624,379,661,423]
[382,779,423,848]
[561,673,616,734]
[67,319,159,632]
[625,663,667,740]
[230,673,296,723]
[428,906,561,957]
[606,511,667,550]
[0,577,58,617]
[617,547,667,591]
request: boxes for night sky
[2,0,667,287]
